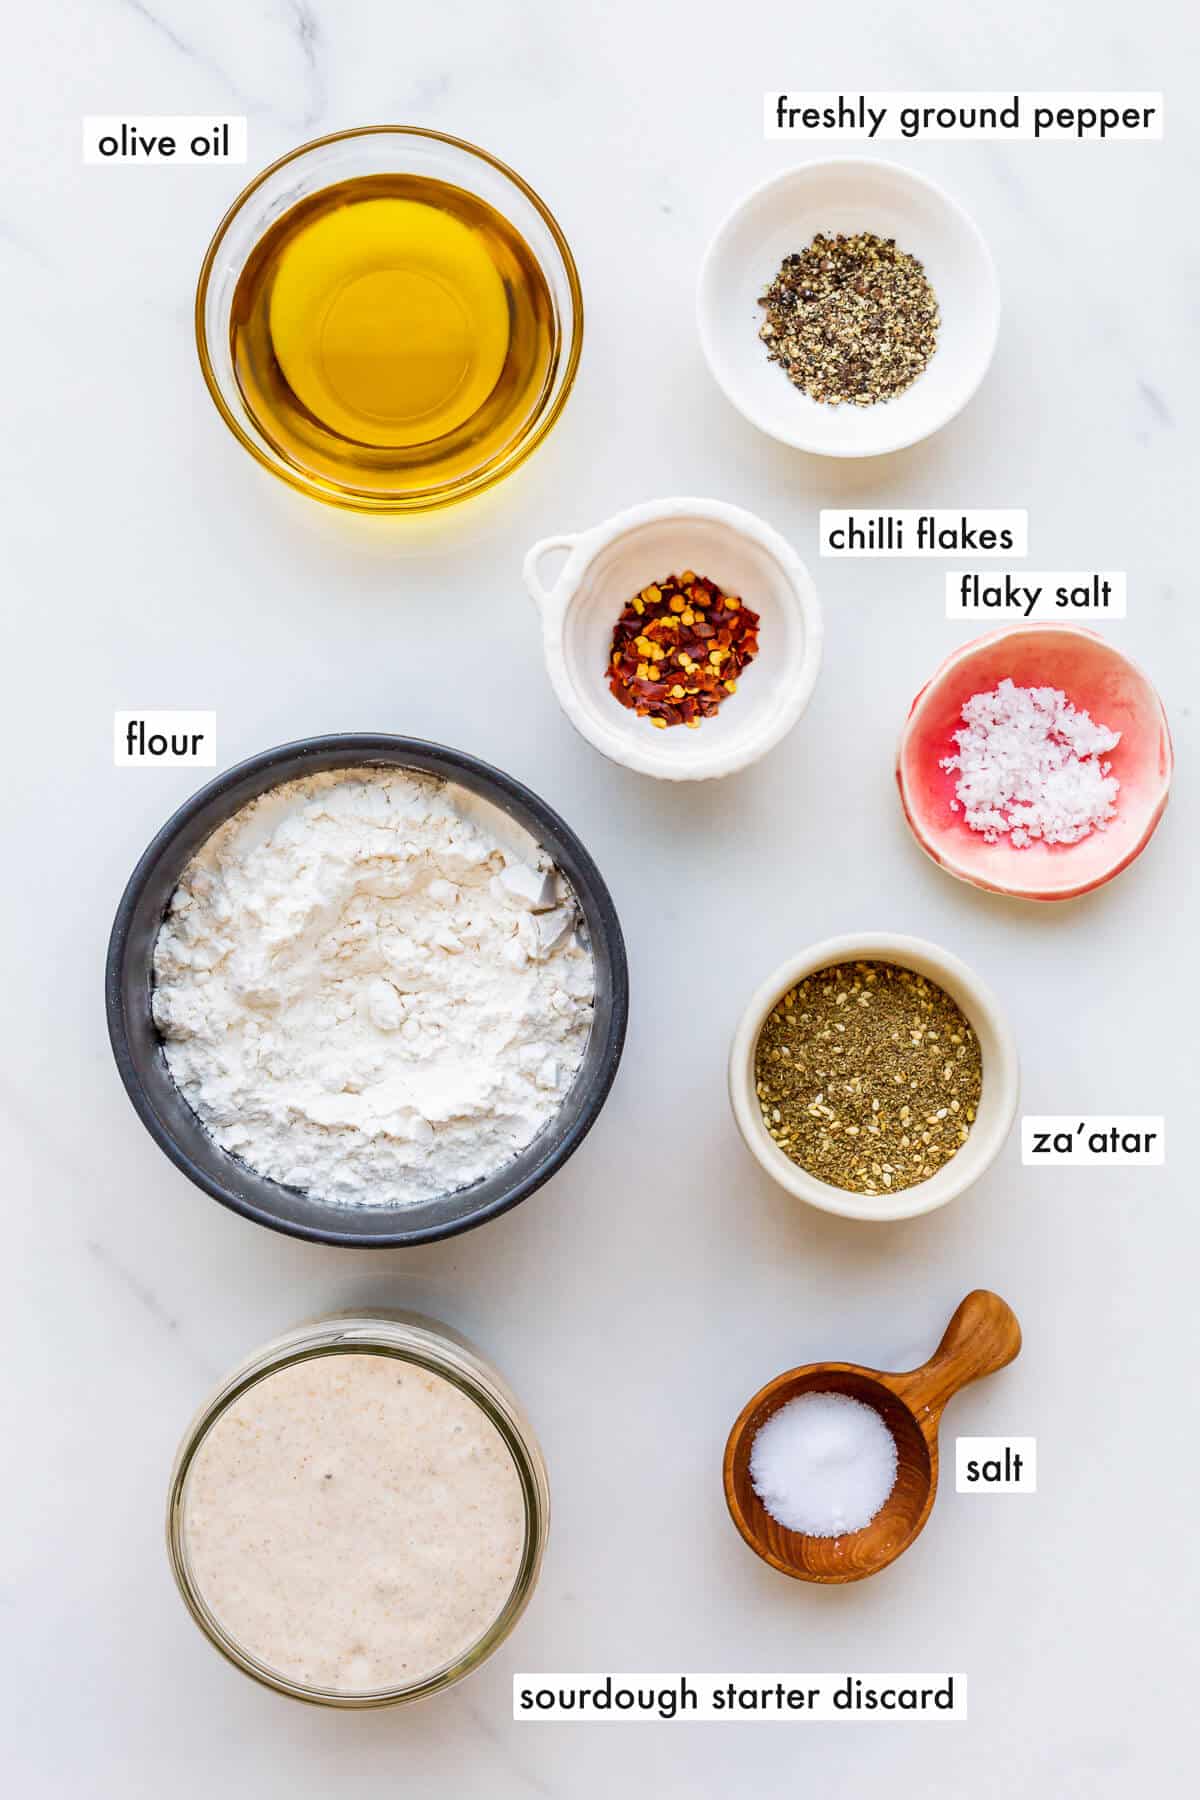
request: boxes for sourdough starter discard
[182,1352,526,1694]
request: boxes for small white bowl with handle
[522,497,822,781]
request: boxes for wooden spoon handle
[893,1290,1022,1421]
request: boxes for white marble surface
[4,3,1196,1793]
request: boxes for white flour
[152,768,595,1205]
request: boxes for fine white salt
[940,678,1120,849]
[749,1391,898,1538]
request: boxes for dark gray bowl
[106,734,628,1247]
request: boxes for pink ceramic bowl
[897,626,1172,902]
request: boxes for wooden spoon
[723,1290,1021,1583]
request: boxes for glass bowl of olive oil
[196,128,583,512]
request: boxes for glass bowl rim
[193,124,584,512]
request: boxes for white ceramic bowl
[728,934,1019,1222]
[522,497,822,781]
[697,159,1000,458]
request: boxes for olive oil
[230,174,557,504]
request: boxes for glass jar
[166,1313,549,1707]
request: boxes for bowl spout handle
[523,534,579,610]
[893,1289,1022,1423]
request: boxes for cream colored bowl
[728,934,1019,1221]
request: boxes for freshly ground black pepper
[754,961,982,1196]
[758,232,939,407]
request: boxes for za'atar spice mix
[755,961,983,1196]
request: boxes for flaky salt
[940,678,1120,848]
[749,1391,898,1538]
